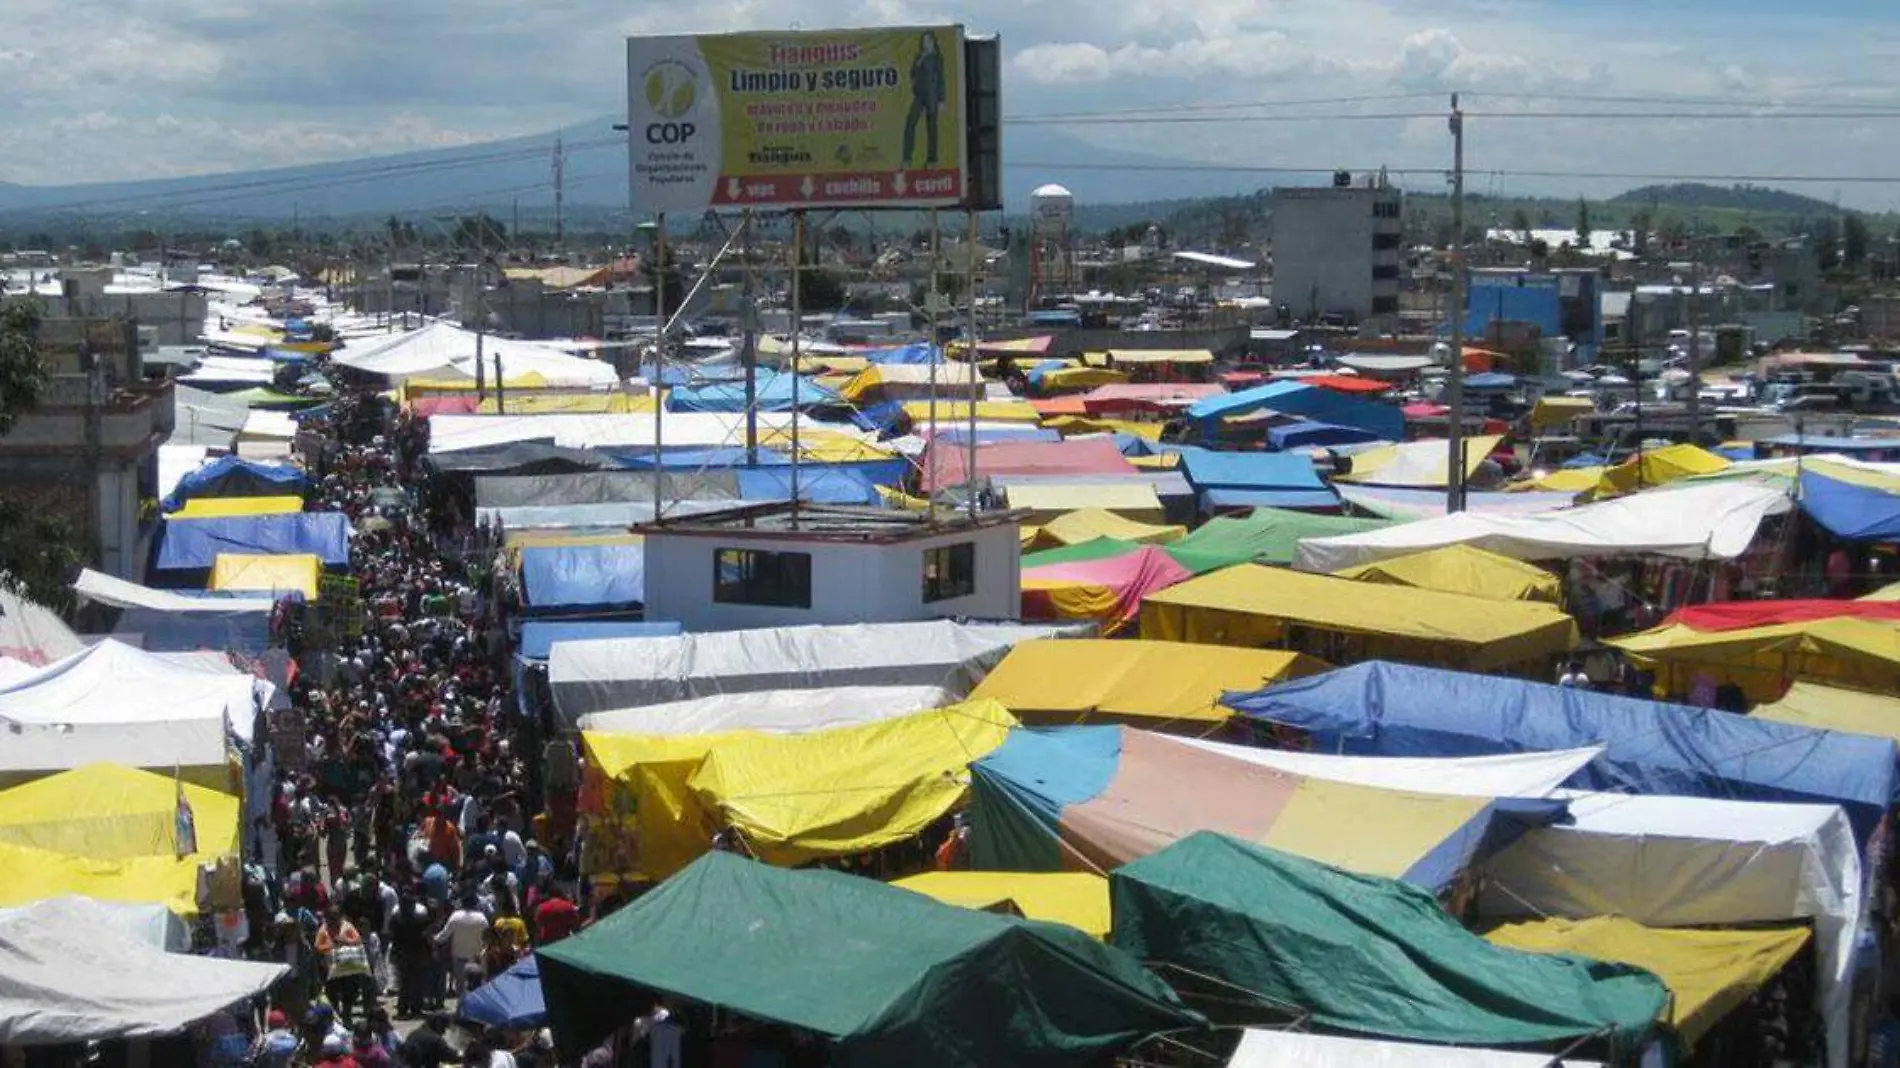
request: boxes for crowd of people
[227,377,585,1068]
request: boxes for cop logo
[642,60,699,143]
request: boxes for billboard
[626,26,967,213]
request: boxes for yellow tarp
[1106,348,1216,365]
[1019,525,1042,547]
[0,763,240,860]
[1333,544,1562,603]
[1612,617,1900,703]
[970,638,1323,728]
[403,372,552,392]
[173,495,303,519]
[1521,465,1604,494]
[1128,453,1182,470]
[503,531,644,549]
[793,355,872,374]
[1141,564,1577,673]
[1487,916,1809,1048]
[1530,395,1594,433]
[1753,680,1900,741]
[1037,509,1185,547]
[1041,416,1165,440]
[476,392,655,415]
[754,429,896,463]
[687,701,1017,867]
[581,732,726,884]
[1003,483,1166,523]
[900,400,1041,424]
[1338,435,1502,487]
[892,871,1111,938]
[1040,367,1128,391]
[0,839,221,915]
[1860,581,1900,601]
[877,485,933,513]
[1590,444,1731,500]
[209,553,321,599]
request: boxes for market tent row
[1021,547,1193,631]
[577,685,951,735]
[969,726,1565,891]
[519,543,646,614]
[969,639,1323,731]
[1333,545,1562,603]
[1186,380,1404,441]
[537,852,1201,1067]
[891,871,1112,939]
[159,455,308,512]
[209,553,321,599]
[0,586,86,667]
[153,513,351,574]
[1753,680,1900,741]
[1611,614,1900,703]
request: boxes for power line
[1004,91,1442,120]
[1464,89,1900,113]
[1010,158,1900,186]
[1015,109,1900,126]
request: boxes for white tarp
[335,321,619,386]
[0,897,186,951]
[577,685,953,735]
[74,569,277,614]
[179,355,275,386]
[550,620,1077,724]
[0,658,32,688]
[157,445,212,500]
[1479,790,1859,1068]
[1170,738,1603,798]
[0,897,285,1045]
[1298,482,1793,571]
[426,411,845,454]
[0,639,258,744]
[1227,1028,1602,1068]
[0,717,229,779]
[1335,484,1578,521]
[239,410,297,441]
[0,587,84,667]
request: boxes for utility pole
[1685,229,1702,444]
[741,212,759,466]
[553,134,566,251]
[1445,93,1468,514]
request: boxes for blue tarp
[735,466,883,505]
[1225,660,1900,845]
[1201,489,1342,511]
[112,607,272,655]
[616,447,773,469]
[153,513,351,572]
[1266,420,1386,451]
[517,620,683,662]
[1179,451,1327,493]
[1186,381,1404,442]
[932,426,1062,444]
[1024,360,1070,387]
[1764,435,1900,455]
[666,370,839,413]
[460,954,547,1029]
[160,456,309,511]
[1463,372,1518,390]
[1800,470,1900,541]
[519,544,645,610]
[1561,452,1608,469]
[1715,446,1757,462]
[864,342,941,365]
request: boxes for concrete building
[1269,175,1402,326]
[637,503,1021,633]
[1464,267,1605,368]
[0,318,171,580]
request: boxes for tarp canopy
[1338,435,1503,488]
[171,495,303,519]
[970,727,1565,890]
[550,620,1070,725]
[1336,484,1577,521]
[1298,482,1793,571]
[155,512,350,571]
[668,369,840,412]
[1487,916,1808,1049]
[519,543,645,611]
[1611,617,1900,704]
[1178,451,1329,507]
[0,639,258,746]
[424,441,626,476]
[891,872,1110,938]
[1003,484,1166,522]
[1333,544,1562,603]
[1266,420,1386,450]
[1477,790,1860,1068]
[475,470,739,509]
[1167,510,1389,570]
[1187,381,1404,441]
[459,954,547,1029]
[426,411,826,454]
[0,898,186,953]
[0,897,286,1045]
[1668,597,1900,631]
[1022,547,1193,631]
[1141,565,1578,673]
[0,840,215,915]
[970,639,1321,728]
[0,763,239,859]
[1035,508,1183,546]
[209,553,320,598]
[0,587,84,667]
[838,361,980,402]
[1111,833,1666,1051]
[159,455,307,511]
[1079,382,1224,414]
[921,437,1135,492]
[578,685,950,735]
[336,322,620,386]
[517,620,682,662]
[1226,660,1900,844]
[1754,680,1900,741]
[1225,1029,1603,1068]
[1589,443,1731,500]
[1171,738,1600,799]
[538,852,1200,1065]
[1799,469,1900,541]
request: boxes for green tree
[1510,208,1532,243]
[1575,197,1592,249]
[1844,213,1871,269]
[1629,210,1653,255]
[0,298,82,606]
[799,266,848,311]
[451,214,507,251]
[246,227,273,259]
[0,299,45,437]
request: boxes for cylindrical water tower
[1027,183,1075,310]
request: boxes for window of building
[1371,264,1401,281]
[922,542,976,603]
[713,548,812,608]
[1371,232,1403,251]
[1370,295,1401,315]
[1371,200,1401,219]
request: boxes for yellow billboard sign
[626,26,967,213]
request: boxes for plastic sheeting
[516,620,682,662]
[1227,660,1900,845]
[172,495,303,519]
[1299,482,1794,571]
[1225,1029,1603,1068]
[668,369,840,412]
[970,639,1320,727]
[426,411,816,454]
[0,587,84,667]
[1338,435,1503,488]
[1003,483,1166,521]
[1035,508,1183,546]
[1754,680,1900,740]
[922,437,1137,493]
[336,322,619,386]
[459,954,547,1029]
[1589,443,1732,500]
[892,872,1111,938]
[1611,617,1900,704]
[1800,469,1900,540]
[155,512,351,571]
[1169,737,1602,798]
[577,685,950,735]
[1022,547,1193,631]
[1265,420,1385,450]
[1479,791,1858,1068]
[1141,565,1578,672]
[550,620,1073,724]
[1167,510,1390,570]
[158,455,307,512]
[0,898,186,952]
[519,543,645,610]
[1336,484,1578,521]
[1333,545,1563,603]
[209,553,320,598]
[0,897,286,1044]
[0,763,240,859]
[476,471,739,509]
[0,639,258,746]
[1186,381,1406,441]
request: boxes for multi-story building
[1269,173,1402,327]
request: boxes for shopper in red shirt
[533,885,582,945]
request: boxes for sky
[1,0,1898,208]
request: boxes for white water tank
[1030,183,1074,241]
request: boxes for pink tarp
[921,436,1135,492]
[1081,383,1226,416]
[1021,546,1194,631]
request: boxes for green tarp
[539,852,1201,1067]
[1023,537,1143,570]
[1024,510,1392,574]
[1111,833,1666,1055]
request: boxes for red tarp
[1081,383,1225,416]
[1031,397,1089,418]
[1402,402,1450,419]
[1303,374,1393,395]
[920,436,1136,492]
[1219,371,1266,389]
[407,394,480,417]
[1021,546,1194,629]
[1665,599,1900,632]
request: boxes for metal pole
[927,209,941,524]
[473,263,488,402]
[1686,230,1702,443]
[741,211,759,467]
[1445,93,1468,514]
[790,211,804,513]
[653,214,667,524]
[965,210,981,521]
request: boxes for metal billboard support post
[965,209,981,521]
[790,210,805,516]
[927,209,941,525]
[652,213,667,525]
[1445,93,1467,515]
[741,210,759,467]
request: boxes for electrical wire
[1007,159,1900,186]
[1013,109,1900,126]
[1004,90,1443,120]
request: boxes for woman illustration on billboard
[902,30,947,168]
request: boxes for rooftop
[635,501,1022,544]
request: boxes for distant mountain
[0,119,1269,223]
[1610,182,1843,216]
